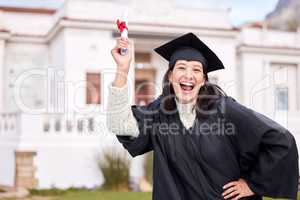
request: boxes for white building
[0,0,300,189]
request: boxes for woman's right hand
[111,38,132,73]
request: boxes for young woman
[106,33,298,200]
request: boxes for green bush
[97,148,130,191]
[29,188,67,196]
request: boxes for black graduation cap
[154,32,225,73]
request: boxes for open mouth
[179,82,194,92]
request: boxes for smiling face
[168,60,205,104]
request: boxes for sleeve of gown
[117,105,153,157]
[106,83,139,137]
[224,97,299,199]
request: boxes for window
[135,68,156,105]
[275,87,289,110]
[86,73,101,104]
[135,52,151,69]
[271,63,298,111]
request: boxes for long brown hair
[160,68,226,119]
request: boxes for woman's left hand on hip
[222,178,255,200]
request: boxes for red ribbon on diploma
[117,19,128,33]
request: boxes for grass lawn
[53,191,152,200]
[25,188,300,200]
[49,190,300,200]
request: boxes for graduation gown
[117,96,299,200]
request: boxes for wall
[0,39,5,110]
[4,42,49,112]
[0,112,20,186]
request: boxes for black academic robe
[117,96,299,200]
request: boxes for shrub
[29,188,67,196]
[97,148,130,191]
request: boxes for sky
[0,0,279,26]
[178,0,279,26]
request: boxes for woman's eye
[194,69,202,72]
[177,66,185,70]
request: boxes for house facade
[0,0,300,189]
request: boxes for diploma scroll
[116,18,128,56]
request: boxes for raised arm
[106,38,139,137]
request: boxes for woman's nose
[183,68,194,79]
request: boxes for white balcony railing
[0,112,19,135]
